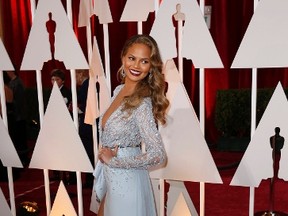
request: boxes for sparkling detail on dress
[96,84,167,216]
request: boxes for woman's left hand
[98,146,118,164]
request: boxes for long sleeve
[108,98,167,169]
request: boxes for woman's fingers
[98,146,118,164]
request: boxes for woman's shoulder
[113,84,124,95]
[133,97,153,121]
[137,97,152,110]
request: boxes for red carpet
[1,150,288,215]
[185,150,288,215]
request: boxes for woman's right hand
[98,146,119,164]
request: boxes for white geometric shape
[78,0,94,27]
[85,74,99,125]
[279,141,288,180]
[29,83,93,172]
[0,117,23,168]
[167,181,198,216]
[21,0,89,70]
[0,187,13,216]
[231,82,288,187]
[85,37,111,125]
[0,39,14,70]
[49,181,77,216]
[232,0,288,68]
[150,0,223,68]
[150,61,222,183]
[120,0,154,22]
[275,92,288,180]
[171,193,192,216]
[164,60,182,83]
[150,179,197,216]
[94,0,113,24]
[93,52,111,116]
[163,60,182,105]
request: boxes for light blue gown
[93,85,167,216]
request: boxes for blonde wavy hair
[117,34,169,125]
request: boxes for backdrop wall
[1,0,288,144]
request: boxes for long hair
[117,34,169,125]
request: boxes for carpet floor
[1,149,288,215]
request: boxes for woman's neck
[122,83,136,96]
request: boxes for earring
[121,69,126,78]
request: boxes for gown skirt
[103,147,157,216]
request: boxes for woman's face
[122,43,152,84]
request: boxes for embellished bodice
[99,85,167,170]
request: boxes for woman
[94,34,169,216]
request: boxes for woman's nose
[135,61,141,69]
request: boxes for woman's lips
[129,69,141,76]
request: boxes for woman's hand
[98,146,118,164]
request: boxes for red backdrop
[2,0,288,144]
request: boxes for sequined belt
[107,144,141,149]
[118,144,141,149]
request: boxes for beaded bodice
[99,85,167,170]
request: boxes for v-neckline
[101,104,122,131]
[101,85,125,131]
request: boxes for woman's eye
[128,56,134,61]
[141,60,149,64]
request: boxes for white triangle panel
[171,193,192,216]
[0,39,14,70]
[0,117,23,168]
[91,37,110,115]
[167,181,198,216]
[85,37,111,124]
[150,61,222,183]
[231,82,288,187]
[21,0,88,70]
[279,139,288,180]
[163,60,182,105]
[78,0,94,27]
[120,0,154,22]
[29,83,93,172]
[150,179,198,216]
[94,0,113,24]
[0,187,13,216]
[49,181,77,216]
[150,0,223,68]
[277,86,288,180]
[85,75,99,125]
[232,0,288,68]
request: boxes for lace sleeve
[108,98,167,169]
